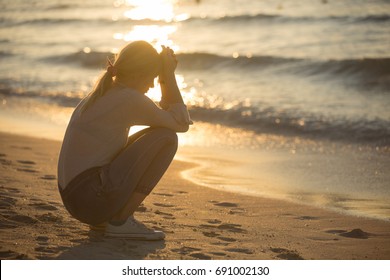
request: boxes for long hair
[80,41,161,112]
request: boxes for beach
[2,0,390,220]
[0,131,389,260]
[1,0,390,261]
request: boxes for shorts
[58,165,136,226]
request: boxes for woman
[57,41,192,240]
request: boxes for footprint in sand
[136,205,147,212]
[0,159,12,165]
[211,241,230,246]
[0,250,29,260]
[217,223,247,233]
[17,160,36,165]
[36,236,49,245]
[11,146,32,150]
[217,236,236,242]
[11,214,38,224]
[202,231,220,238]
[213,201,239,207]
[200,221,246,239]
[155,210,175,220]
[0,195,17,209]
[36,212,63,223]
[0,154,12,166]
[29,202,58,211]
[171,245,208,258]
[15,160,38,173]
[17,168,38,173]
[4,187,21,194]
[0,215,18,229]
[225,248,254,255]
[199,223,218,230]
[153,192,174,197]
[325,228,371,239]
[153,203,174,208]
[210,252,227,257]
[0,186,18,200]
[295,216,319,220]
[189,252,212,260]
[171,246,201,255]
[40,175,57,180]
[228,208,247,215]
[207,219,222,225]
[270,247,304,260]
[35,245,59,254]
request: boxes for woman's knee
[149,127,178,146]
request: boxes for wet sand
[0,132,389,260]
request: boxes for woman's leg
[107,127,178,223]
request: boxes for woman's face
[138,74,157,94]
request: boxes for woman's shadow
[56,230,166,259]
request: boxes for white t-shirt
[57,87,191,189]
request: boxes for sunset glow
[113,0,182,51]
[113,25,178,51]
[124,0,176,22]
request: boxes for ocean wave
[178,54,390,85]
[0,85,81,108]
[45,50,300,69]
[44,50,390,85]
[177,52,301,70]
[298,57,390,82]
[2,17,114,27]
[2,16,175,28]
[43,50,115,68]
[1,83,388,145]
[189,105,390,146]
[4,12,389,28]
[190,13,390,24]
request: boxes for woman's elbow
[176,123,190,133]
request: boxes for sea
[1,0,389,220]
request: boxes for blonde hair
[81,41,161,112]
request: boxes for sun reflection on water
[146,74,193,103]
[113,0,184,50]
[113,0,199,105]
[113,25,178,50]
[120,0,189,22]
[123,0,175,22]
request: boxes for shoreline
[177,130,390,222]
[1,109,389,221]
[0,131,389,260]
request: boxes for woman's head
[81,41,161,111]
[114,41,162,84]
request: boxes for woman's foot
[105,216,165,240]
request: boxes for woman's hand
[158,46,184,105]
[160,45,177,77]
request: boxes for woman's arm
[159,46,184,107]
[157,46,192,131]
[128,92,190,132]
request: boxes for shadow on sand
[56,231,165,259]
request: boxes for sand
[0,131,389,260]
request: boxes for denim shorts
[58,165,136,226]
